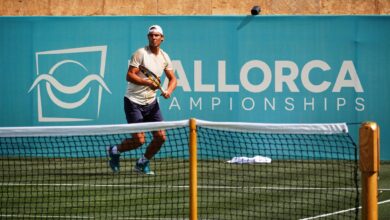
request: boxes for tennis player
[107,25,177,175]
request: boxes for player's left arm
[161,68,177,99]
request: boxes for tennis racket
[138,65,166,93]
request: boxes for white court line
[0,182,188,189]
[0,215,187,220]
[0,214,93,219]
[3,182,389,219]
[300,199,390,220]
[3,201,390,219]
[0,182,364,190]
[379,199,390,205]
[5,182,390,191]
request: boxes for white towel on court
[227,156,272,164]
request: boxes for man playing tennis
[107,25,177,175]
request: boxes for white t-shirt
[125,46,173,105]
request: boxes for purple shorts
[124,97,164,124]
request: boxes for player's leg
[119,97,148,152]
[134,130,165,175]
[107,97,145,173]
[108,132,146,173]
[118,132,145,152]
[144,130,166,159]
[134,100,165,175]
[143,99,165,159]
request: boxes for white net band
[0,119,348,137]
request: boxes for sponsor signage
[0,16,389,159]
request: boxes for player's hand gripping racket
[138,65,166,94]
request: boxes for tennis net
[0,119,359,219]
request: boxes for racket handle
[160,86,166,94]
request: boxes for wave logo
[28,46,111,122]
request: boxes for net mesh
[1,124,190,219]
[0,120,359,219]
[196,124,359,219]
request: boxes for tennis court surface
[0,119,383,219]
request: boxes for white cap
[148,25,163,35]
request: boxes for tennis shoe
[134,160,155,175]
[106,146,120,173]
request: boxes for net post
[189,118,198,220]
[359,122,380,220]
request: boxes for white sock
[111,146,119,155]
[138,156,149,164]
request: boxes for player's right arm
[126,65,158,90]
[127,49,158,90]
